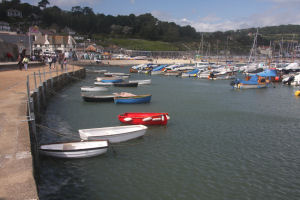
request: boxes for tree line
[1,0,300,54]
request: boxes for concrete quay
[0,63,84,200]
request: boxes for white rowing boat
[129,79,151,85]
[81,86,108,92]
[39,140,108,158]
[94,81,114,86]
[79,125,148,143]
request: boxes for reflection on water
[38,66,300,200]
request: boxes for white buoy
[124,117,132,122]
[142,117,152,122]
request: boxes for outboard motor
[230,79,240,86]
[230,80,235,86]
[283,76,295,85]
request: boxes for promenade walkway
[0,63,81,199]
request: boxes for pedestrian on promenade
[6,52,13,61]
[17,55,23,70]
[58,52,64,71]
[52,55,57,69]
[63,57,67,71]
[17,49,26,70]
[47,56,52,69]
[22,56,29,71]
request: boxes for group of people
[45,52,68,71]
[17,50,70,71]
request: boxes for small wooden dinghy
[113,82,138,87]
[118,112,170,125]
[81,86,108,92]
[79,125,148,143]
[82,94,115,102]
[39,140,108,158]
[129,79,151,85]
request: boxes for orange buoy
[294,90,300,96]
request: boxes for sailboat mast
[248,28,258,63]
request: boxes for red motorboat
[118,112,170,125]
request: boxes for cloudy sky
[22,0,300,32]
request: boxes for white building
[7,9,22,18]
[32,33,76,54]
[0,21,10,32]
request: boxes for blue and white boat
[182,69,199,77]
[114,94,152,104]
[100,78,123,83]
[151,64,167,75]
[231,75,268,89]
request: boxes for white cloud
[151,10,173,22]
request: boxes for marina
[38,65,300,200]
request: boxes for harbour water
[38,66,300,200]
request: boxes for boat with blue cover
[231,75,268,89]
[114,94,152,104]
[182,68,199,77]
[151,64,167,75]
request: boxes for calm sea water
[38,66,300,200]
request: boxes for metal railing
[26,64,75,121]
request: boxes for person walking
[63,57,67,71]
[22,56,29,71]
[58,52,65,71]
[48,56,52,69]
[52,55,57,69]
[17,49,26,70]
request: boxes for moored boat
[118,112,170,125]
[164,71,181,76]
[99,77,123,83]
[39,140,108,158]
[94,81,114,86]
[86,69,107,74]
[81,86,108,92]
[104,72,130,78]
[114,94,152,104]
[79,125,148,143]
[129,79,151,85]
[82,94,115,102]
[113,82,138,87]
[231,75,268,89]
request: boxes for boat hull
[129,79,151,85]
[113,82,138,87]
[40,148,108,158]
[151,71,164,75]
[114,95,152,104]
[82,95,115,102]
[39,140,108,158]
[79,125,148,143]
[118,112,169,125]
[81,86,108,92]
[100,79,123,83]
[234,84,267,89]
